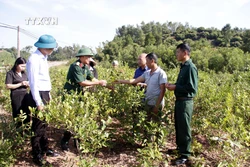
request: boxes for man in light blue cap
[26,34,58,166]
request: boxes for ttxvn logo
[25,17,58,25]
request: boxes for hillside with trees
[98,21,250,73]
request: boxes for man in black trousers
[26,34,59,166]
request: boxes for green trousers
[174,100,193,158]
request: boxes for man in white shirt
[26,34,58,166]
[114,53,167,143]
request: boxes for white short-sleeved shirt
[141,67,167,106]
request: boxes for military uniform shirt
[174,59,198,98]
[64,60,94,93]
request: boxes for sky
[0,0,250,52]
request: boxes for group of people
[5,33,198,166]
[115,44,198,165]
[5,35,59,166]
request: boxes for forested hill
[97,21,250,72]
[112,21,249,49]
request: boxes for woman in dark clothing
[5,57,30,125]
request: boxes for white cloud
[67,0,173,27]
[52,4,65,12]
[1,0,40,16]
[26,0,42,2]
[230,0,250,6]
[216,12,226,17]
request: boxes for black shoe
[33,154,50,166]
[45,149,59,157]
[167,148,179,155]
[172,156,189,165]
[74,138,80,151]
[61,140,69,151]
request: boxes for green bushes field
[0,62,249,166]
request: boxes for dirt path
[48,60,68,68]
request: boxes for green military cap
[76,47,94,57]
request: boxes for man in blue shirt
[134,53,148,79]
[134,53,148,88]
[131,53,148,131]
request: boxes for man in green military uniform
[166,43,198,165]
[64,47,106,93]
[61,47,107,151]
